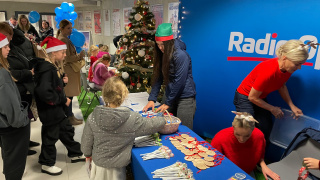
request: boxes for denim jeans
[163,96,197,130]
[233,90,273,142]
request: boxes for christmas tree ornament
[130,85,134,89]
[134,13,142,21]
[136,0,142,5]
[122,72,129,79]
[123,38,128,42]
[143,79,148,84]
[137,83,142,88]
[141,26,147,34]
[138,49,145,57]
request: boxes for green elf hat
[155,23,174,41]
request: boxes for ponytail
[93,54,111,72]
[56,20,71,38]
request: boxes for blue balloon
[62,12,70,20]
[72,28,78,32]
[61,2,69,12]
[69,19,75,27]
[56,23,60,29]
[55,16,62,23]
[55,7,63,16]
[29,11,40,23]
[68,3,75,12]
[70,31,85,47]
[69,11,77,20]
[76,46,82,53]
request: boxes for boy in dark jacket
[34,37,85,176]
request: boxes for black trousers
[0,123,30,180]
[233,90,273,142]
[39,118,82,166]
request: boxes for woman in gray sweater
[81,77,166,180]
[0,32,30,180]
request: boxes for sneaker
[41,165,62,176]
[70,155,86,163]
[29,141,40,147]
[27,149,37,156]
[68,116,83,125]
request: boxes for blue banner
[180,0,320,138]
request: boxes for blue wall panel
[179,0,320,138]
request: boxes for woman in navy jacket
[143,23,196,129]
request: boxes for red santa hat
[41,36,67,53]
[0,33,9,49]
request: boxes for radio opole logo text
[228,32,320,70]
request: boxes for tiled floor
[0,97,89,180]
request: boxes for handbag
[70,59,85,72]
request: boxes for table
[131,125,254,180]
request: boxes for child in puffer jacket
[81,77,166,180]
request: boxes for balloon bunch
[55,2,85,52]
[54,2,77,28]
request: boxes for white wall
[0,0,179,53]
[76,0,179,53]
[0,2,57,20]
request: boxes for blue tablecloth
[131,125,254,180]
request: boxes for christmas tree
[116,0,156,93]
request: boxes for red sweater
[88,56,98,82]
[237,58,291,99]
[211,127,266,174]
[90,56,98,66]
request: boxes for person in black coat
[39,20,53,42]
[17,14,40,43]
[34,37,84,176]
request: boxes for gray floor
[0,97,89,180]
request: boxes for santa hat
[41,36,67,53]
[155,23,174,42]
[0,33,9,49]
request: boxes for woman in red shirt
[234,40,309,141]
[211,111,280,180]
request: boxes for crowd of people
[0,15,319,180]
